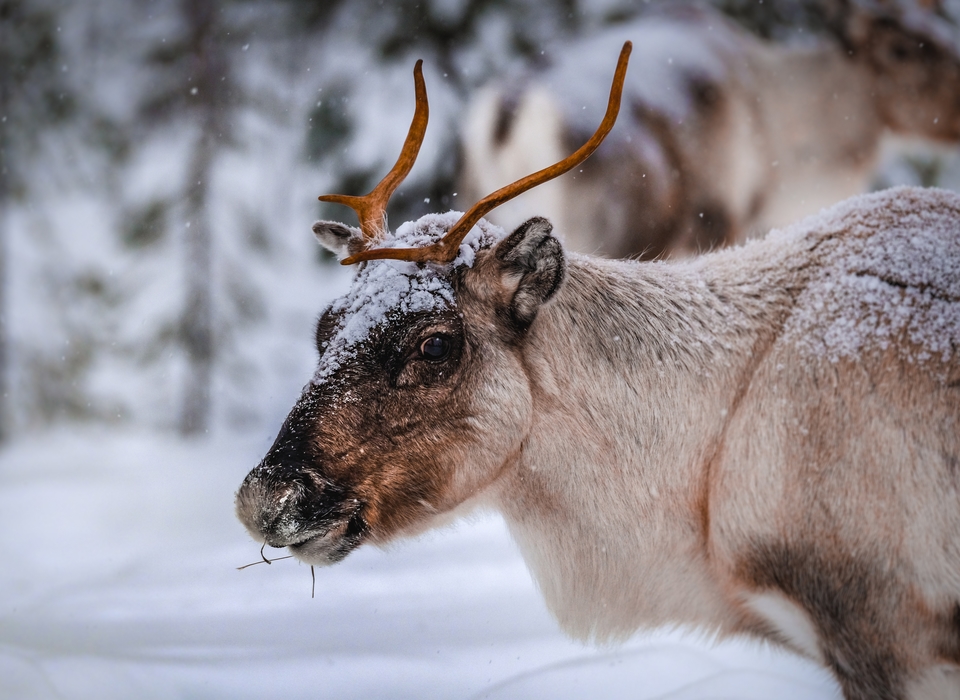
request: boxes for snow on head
[780,187,960,369]
[313,212,506,384]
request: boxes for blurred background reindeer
[460,0,960,258]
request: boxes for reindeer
[236,45,960,699]
[459,2,960,259]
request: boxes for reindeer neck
[495,242,806,640]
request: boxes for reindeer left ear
[493,217,566,332]
[313,221,366,259]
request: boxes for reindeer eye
[419,335,450,361]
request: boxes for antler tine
[319,60,429,242]
[341,41,632,266]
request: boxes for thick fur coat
[238,186,960,699]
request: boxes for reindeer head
[234,44,631,566]
[840,0,960,140]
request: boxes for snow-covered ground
[0,429,842,699]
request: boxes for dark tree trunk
[0,66,11,443]
[179,128,215,435]
[0,169,9,443]
[178,0,225,436]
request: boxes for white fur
[905,667,960,700]
[741,591,825,664]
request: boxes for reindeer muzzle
[235,461,366,563]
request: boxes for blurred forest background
[2,0,959,442]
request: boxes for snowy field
[0,429,842,699]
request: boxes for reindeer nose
[235,463,321,548]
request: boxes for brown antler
[318,60,429,242]
[341,41,632,266]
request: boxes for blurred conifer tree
[0,0,76,440]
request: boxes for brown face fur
[235,217,565,566]
[236,298,479,563]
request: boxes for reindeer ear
[493,217,565,332]
[312,221,365,259]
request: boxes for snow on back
[779,186,960,366]
[313,212,506,384]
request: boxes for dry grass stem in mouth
[236,542,294,570]
[236,543,316,598]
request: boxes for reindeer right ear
[492,216,566,333]
[312,221,366,259]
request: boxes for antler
[341,41,633,266]
[318,60,429,242]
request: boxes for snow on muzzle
[235,460,366,564]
